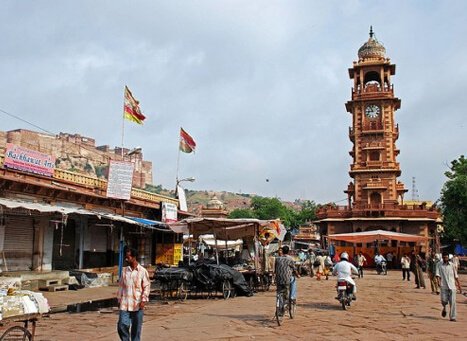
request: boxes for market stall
[327,229,430,266]
[170,217,286,292]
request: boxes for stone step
[40,284,69,292]
[38,279,62,287]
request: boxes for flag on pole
[179,128,196,153]
[123,86,146,125]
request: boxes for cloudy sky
[1,1,466,203]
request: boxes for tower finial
[369,26,374,38]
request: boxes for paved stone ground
[33,271,466,340]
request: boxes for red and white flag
[123,86,146,125]
[179,128,196,153]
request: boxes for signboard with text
[4,143,55,177]
[106,160,134,200]
[162,202,178,223]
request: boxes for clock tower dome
[345,26,407,209]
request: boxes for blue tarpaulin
[126,216,166,227]
[454,244,467,256]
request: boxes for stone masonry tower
[315,28,440,260]
[345,27,407,210]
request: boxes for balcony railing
[316,203,439,219]
[350,161,400,171]
[351,84,394,100]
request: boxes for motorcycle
[336,279,354,310]
[376,261,387,275]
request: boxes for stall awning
[170,217,266,239]
[0,197,149,228]
[327,229,429,243]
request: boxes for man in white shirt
[332,252,359,299]
[375,253,386,265]
[436,252,462,322]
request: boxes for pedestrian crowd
[288,247,462,323]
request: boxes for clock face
[365,104,380,119]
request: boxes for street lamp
[175,177,195,197]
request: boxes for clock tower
[315,28,440,260]
[345,26,407,209]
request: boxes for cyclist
[275,246,299,307]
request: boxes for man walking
[356,252,367,278]
[436,252,462,322]
[117,247,151,341]
[400,253,411,281]
[427,250,440,295]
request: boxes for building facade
[0,130,181,273]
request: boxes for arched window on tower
[364,71,381,91]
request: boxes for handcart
[154,267,193,301]
[0,313,40,341]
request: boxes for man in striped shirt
[117,247,151,341]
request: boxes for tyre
[289,299,296,319]
[177,281,188,301]
[160,282,169,299]
[0,326,32,341]
[340,293,347,310]
[248,276,255,291]
[222,280,232,300]
[275,296,284,326]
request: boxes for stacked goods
[0,289,49,320]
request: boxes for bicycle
[275,283,296,326]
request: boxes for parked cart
[0,313,39,341]
[0,289,49,341]
[154,267,193,300]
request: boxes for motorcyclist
[375,253,387,273]
[332,252,359,300]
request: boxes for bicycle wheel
[289,299,296,319]
[160,282,169,299]
[248,275,255,291]
[177,281,188,301]
[275,294,284,326]
[222,279,232,300]
[0,326,32,341]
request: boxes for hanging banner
[177,185,188,212]
[4,143,55,177]
[106,160,134,200]
[162,202,178,223]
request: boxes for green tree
[440,155,467,245]
[228,208,256,219]
[229,196,318,231]
[296,200,318,224]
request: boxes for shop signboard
[162,202,178,223]
[4,143,55,177]
[106,160,134,200]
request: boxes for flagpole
[121,87,125,158]
[175,127,181,194]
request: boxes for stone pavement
[34,271,467,340]
[43,285,118,312]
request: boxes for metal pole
[214,231,219,265]
[118,201,125,279]
[79,217,86,269]
[188,223,192,266]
